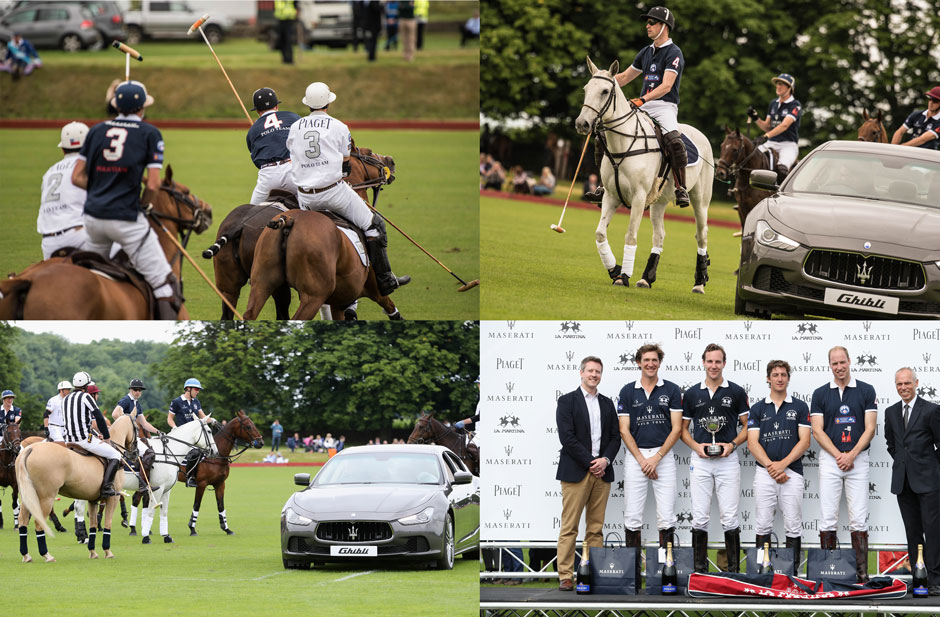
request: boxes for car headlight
[399,506,434,526]
[755,219,800,251]
[285,507,313,526]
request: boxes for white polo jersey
[46,393,66,428]
[38,153,87,234]
[286,112,352,189]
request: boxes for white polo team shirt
[38,153,87,234]
[286,112,352,189]
[46,393,66,427]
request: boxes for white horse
[575,57,713,292]
[126,417,217,544]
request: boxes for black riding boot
[156,273,183,320]
[99,459,120,498]
[786,535,802,575]
[692,528,708,573]
[665,130,690,207]
[659,527,676,548]
[724,528,741,573]
[366,215,410,296]
[584,136,606,204]
[774,164,789,184]
[184,450,200,488]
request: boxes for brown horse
[180,410,263,536]
[407,411,479,476]
[858,109,888,143]
[16,414,136,561]
[716,127,774,229]
[0,166,212,319]
[5,428,68,533]
[203,146,395,319]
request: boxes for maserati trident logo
[743,321,753,331]
[924,353,932,364]
[741,510,750,522]
[348,524,358,540]
[803,352,812,363]
[684,351,693,363]
[856,262,872,285]
[506,320,515,329]
[625,321,635,330]
[566,350,575,362]
[862,321,872,332]
[682,478,690,490]
[505,445,513,457]
[505,382,515,394]
[503,509,512,520]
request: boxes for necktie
[903,404,910,430]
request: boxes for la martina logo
[793,322,822,341]
[556,321,586,339]
[615,352,638,371]
[494,415,524,434]
[917,385,938,400]
[854,352,880,372]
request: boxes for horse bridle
[410,415,435,445]
[0,426,20,466]
[210,415,261,462]
[581,73,644,137]
[717,136,763,179]
[857,120,886,142]
[349,148,394,207]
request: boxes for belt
[298,180,343,194]
[260,158,291,169]
[42,225,83,238]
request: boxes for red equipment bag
[687,572,908,600]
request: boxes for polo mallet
[551,133,592,234]
[362,202,479,292]
[187,14,253,124]
[148,213,245,319]
[135,455,158,506]
[111,40,142,82]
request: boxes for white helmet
[301,82,336,109]
[58,121,89,149]
[72,371,92,388]
[57,380,72,390]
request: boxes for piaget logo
[913,328,940,341]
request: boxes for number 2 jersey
[246,109,301,168]
[79,115,164,221]
[286,111,352,189]
[38,153,86,234]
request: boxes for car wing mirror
[453,471,473,485]
[294,473,311,486]
[750,169,779,192]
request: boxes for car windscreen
[315,452,442,485]
[788,150,940,208]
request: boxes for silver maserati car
[736,141,940,318]
[280,444,479,570]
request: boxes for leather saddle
[49,247,157,317]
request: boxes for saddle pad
[338,227,368,267]
[681,133,700,167]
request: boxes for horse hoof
[636,280,650,288]
[121,519,129,528]
[225,529,235,536]
[190,528,198,536]
[129,526,137,536]
[163,535,174,544]
[142,535,151,544]
[43,553,56,563]
[89,551,99,559]
[22,554,32,563]
[55,523,67,533]
[692,285,705,294]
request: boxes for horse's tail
[0,277,32,319]
[267,214,295,284]
[16,446,55,537]
[202,235,228,259]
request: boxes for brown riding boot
[819,529,838,550]
[851,530,870,583]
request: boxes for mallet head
[550,224,566,234]
[457,280,480,292]
[112,40,143,61]
[187,13,210,35]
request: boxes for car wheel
[435,515,455,570]
[204,25,223,44]
[60,33,83,52]
[125,25,142,45]
[282,558,311,570]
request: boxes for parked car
[281,444,480,570]
[736,140,940,319]
[257,0,353,49]
[11,1,125,44]
[123,0,231,45]
[0,2,101,51]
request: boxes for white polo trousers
[297,181,376,235]
[71,435,120,460]
[818,449,869,532]
[642,100,679,133]
[690,450,741,532]
[48,425,65,442]
[753,465,804,537]
[250,161,297,205]
[41,226,89,260]
[83,212,172,297]
[623,446,677,531]
[757,140,799,169]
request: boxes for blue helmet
[772,73,795,90]
[184,378,203,390]
[1,389,14,399]
[113,80,154,113]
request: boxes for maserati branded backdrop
[480,320,940,546]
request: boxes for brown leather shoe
[558,578,574,591]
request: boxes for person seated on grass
[510,166,532,194]
[482,156,507,190]
[0,33,41,80]
[531,166,556,196]
[582,173,599,201]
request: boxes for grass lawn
[2,466,478,617]
[0,128,480,320]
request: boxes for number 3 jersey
[79,115,164,221]
[286,111,352,189]
[38,152,86,234]
[246,109,301,168]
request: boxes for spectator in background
[363,1,384,62]
[532,166,557,196]
[337,435,346,451]
[510,166,532,194]
[270,419,284,451]
[286,433,297,452]
[351,0,364,51]
[415,0,429,50]
[324,433,336,450]
[303,434,314,452]
[384,1,399,51]
[399,1,416,61]
[582,173,599,201]
[273,0,298,65]
[461,11,480,47]
[482,156,506,190]
[0,33,41,81]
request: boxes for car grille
[286,535,430,555]
[803,250,926,291]
[315,521,393,542]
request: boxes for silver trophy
[699,413,727,457]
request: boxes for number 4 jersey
[246,109,301,168]
[286,111,353,189]
[79,116,164,221]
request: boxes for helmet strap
[653,22,666,42]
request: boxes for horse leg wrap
[189,509,199,529]
[219,510,229,530]
[641,252,661,286]
[102,528,111,551]
[19,526,28,556]
[36,530,48,555]
[88,528,97,552]
[695,253,711,287]
[120,497,128,520]
[596,239,616,271]
[13,503,19,518]
[622,244,637,279]
[75,519,88,543]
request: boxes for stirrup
[583,187,605,204]
[675,188,690,207]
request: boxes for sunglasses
[646,19,659,26]
[130,388,143,392]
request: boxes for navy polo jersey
[682,380,750,444]
[767,97,802,143]
[617,379,683,448]
[747,396,810,474]
[169,395,203,426]
[810,379,877,452]
[247,110,301,168]
[630,41,684,105]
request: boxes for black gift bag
[588,532,639,595]
[806,547,857,584]
[745,543,796,577]
[646,544,695,594]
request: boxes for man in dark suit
[555,355,621,591]
[885,367,940,595]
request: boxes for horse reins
[349,148,394,208]
[206,416,259,463]
[151,183,210,269]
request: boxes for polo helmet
[72,371,92,388]
[57,121,89,149]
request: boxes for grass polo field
[1,461,478,617]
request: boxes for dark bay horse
[858,109,888,143]
[0,166,212,319]
[178,410,263,536]
[203,147,395,319]
[407,411,479,476]
[716,127,774,229]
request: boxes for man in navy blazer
[555,355,621,591]
[885,367,940,595]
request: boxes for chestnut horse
[407,411,479,476]
[181,410,263,536]
[16,415,136,561]
[203,147,395,319]
[857,109,888,143]
[716,127,774,229]
[0,166,212,319]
